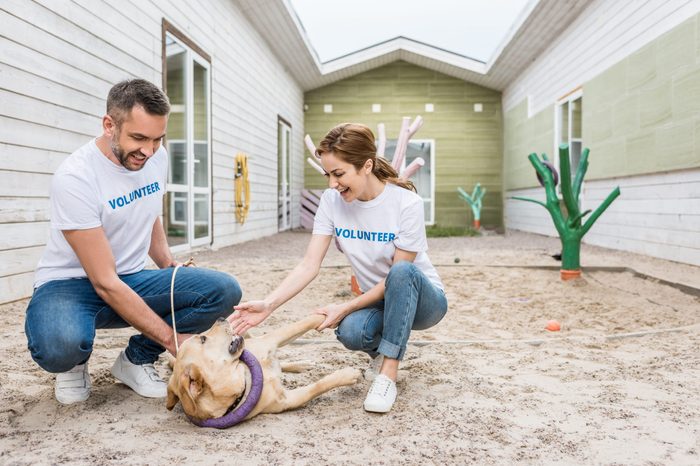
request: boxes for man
[25,79,241,404]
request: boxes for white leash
[170,257,195,353]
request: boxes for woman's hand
[229,300,274,335]
[314,303,348,331]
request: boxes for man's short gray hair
[107,78,170,125]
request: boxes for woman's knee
[386,261,418,287]
[412,305,447,330]
[412,292,448,330]
[335,312,381,352]
[335,320,362,351]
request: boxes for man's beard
[110,134,145,171]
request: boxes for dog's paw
[336,367,363,385]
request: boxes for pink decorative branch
[307,157,325,175]
[304,134,325,175]
[304,134,319,159]
[391,117,411,171]
[400,157,425,179]
[407,115,423,139]
[376,123,386,157]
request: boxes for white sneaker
[111,351,167,398]
[363,374,397,413]
[364,354,384,381]
[55,363,91,404]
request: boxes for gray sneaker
[111,351,167,398]
[55,363,91,404]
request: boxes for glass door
[164,33,211,249]
[278,119,292,231]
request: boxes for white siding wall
[502,0,700,266]
[581,169,700,265]
[506,169,700,265]
[504,188,558,238]
[0,0,304,303]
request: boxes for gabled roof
[235,0,591,91]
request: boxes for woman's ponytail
[373,156,416,192]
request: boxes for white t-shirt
[313,183,443,293]
[34,139,168,288]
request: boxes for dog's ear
[166,377,179,410]
[166,387,179,410]
[178,365,204,416]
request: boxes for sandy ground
[1,230,699,465]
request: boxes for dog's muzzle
[229,335,244,355]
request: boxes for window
[162,21,212,249]
[278,117,292,231]
[555,89,583,182]
[383,139,436,225]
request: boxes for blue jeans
[25,267,241,372]
[335,261,447,361]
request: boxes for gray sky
[290,0,533,63]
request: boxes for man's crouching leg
[25,278,101,404]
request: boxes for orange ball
[545,320,561,331]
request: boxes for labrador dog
[166,314,361,422]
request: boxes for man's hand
[63,227,177,350]
[228,300,274,335]
[168,257,196,268]
[164,332,194,356]
[314,303,349,331]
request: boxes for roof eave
[235,0,591,92]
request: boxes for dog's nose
[216,317,226,323]
[228,335,244,355]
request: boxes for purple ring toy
[188,349,264,429]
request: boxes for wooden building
[1,0,698,304]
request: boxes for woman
[229,123,447,413]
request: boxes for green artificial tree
[513,144,620,280]
[457,183,485,229]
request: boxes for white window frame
[165,32,212,252]
[278,118,292,231]
[554,88,583,197]
[419,138,436,226]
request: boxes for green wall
[503,100,554,190]
[303,61,503,228]
[585,13,700,177]
[504,13,700,190]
